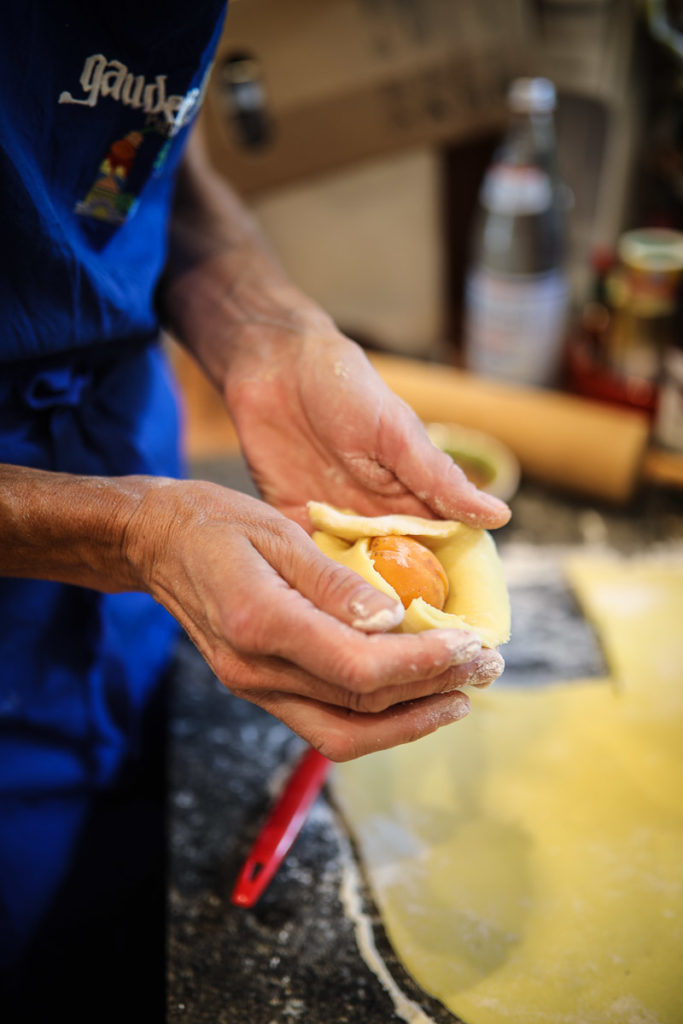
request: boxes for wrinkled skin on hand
[223,326,510,533]
[126,478,505,762]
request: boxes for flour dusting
[337,829,438,1024]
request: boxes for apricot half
[368,535,449,611]
[308,501,510,648]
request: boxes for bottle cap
[508,78,556,114]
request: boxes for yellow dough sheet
[332,554,683,1024]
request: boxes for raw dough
[332,554,683,1024]
[308,502,510,648]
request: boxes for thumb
[292,538,405,633]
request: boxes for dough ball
[368,535,449,611]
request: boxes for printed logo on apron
[59,52,211,224]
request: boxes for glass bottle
[464,77,570,387]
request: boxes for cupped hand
[125,479,504,761]
[222,326,510,533]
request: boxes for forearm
[0,464,160,592]
[159,128,336,391]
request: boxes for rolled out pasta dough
[308,502,510,648]
[333,555,683,1024]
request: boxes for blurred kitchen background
[173,0,683,486]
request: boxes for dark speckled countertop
[167,455,683,1023]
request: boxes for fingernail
[464,650,505,688]
[350,588,404,633]
[479,491,510,512]
[438,631,482,666]
[467,491,511,526]
[438,693,470,724]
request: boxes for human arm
[0,464,503,761]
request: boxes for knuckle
[210,648,260,694]
[270,513,306,546]
[350,687,393,714]
[317,560,361,605]
[331,646,386,697]
[223,604,268,655]
[328,645,364,691]
[314,729,363,764]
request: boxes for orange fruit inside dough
[368,535,449,611]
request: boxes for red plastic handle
[230,746,332,908]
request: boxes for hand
[125,479,504,761]
[162,132,510,533]
[163,131,509,532]
[223,325,511,532]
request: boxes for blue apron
[0,0,228,994]
[0,341,183,962]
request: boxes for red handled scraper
[231,746,332,908]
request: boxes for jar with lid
[609,229,683,386]
[618,229,683,449]
[464,77,570,387]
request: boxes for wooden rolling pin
[371,353,683,503]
